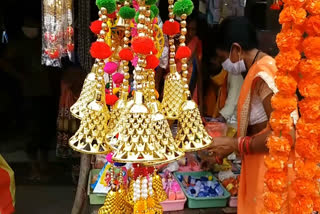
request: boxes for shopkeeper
[206,16,296,213]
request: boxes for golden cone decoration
[152,172,167,202]
[98,190,120,214]
[146,196,163,214]
[151,196,163,214]
[69,90,111,154]
[134,199,148,214]
[70,64,98,119]
[176,100,212,152]
[112,91,165,163]
[126,180,135,206]
[117,186,132,213]
[161,64,184,120]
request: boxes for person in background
[204,16,296,213]
[176,17,204,113]
[204,46,243,129]
[217,68,244,127]
[203,48,228,117]
[56,63,85,184]
[3,16,56,181]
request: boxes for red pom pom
[163,20,180,36]
[119,48,134,61]
[145,55,159,69]
[90,42,112,59]
[176,46,191,59]
[152,47,158,55]
[107,12,116,19]
[90,20,103,34]
[105,94,119,106]
[132,36,155,55]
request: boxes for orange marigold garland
[264,0,302,212]
[292,1,320,212]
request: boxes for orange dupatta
[236,56,296,213]
[237,56,276,214]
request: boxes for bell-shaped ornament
[70,64,98,119]
[112,91,165,163]
[161,64,184,120]
[115,17,125,30]
[145,101,184,166]
[175,99,212,152]
[106,93,135,149]
[69,91,111,154]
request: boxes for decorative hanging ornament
[42,0,74,67]
[173,1,212,152]
[112,91,165,163]
[161,0,184,120]
[69,88,111,154]
[70,64,98,119]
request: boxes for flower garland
[264,0,303,212]
[292,0,320,212]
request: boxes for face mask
[221,47,246,75]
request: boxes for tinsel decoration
[42,0,74,67]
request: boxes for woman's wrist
[236,136,252,155]
[232,137,239,153]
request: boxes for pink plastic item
[229,196,238,207]
[168,190,175,200]
[160,197,187,212]
[204,121,228,138]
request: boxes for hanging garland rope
[265,0,320,213]
[292,0,320,212]
[263,0,304,212]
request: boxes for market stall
[53,0,320,213]
[64,0,244,213]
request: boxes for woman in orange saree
[206,17,296,213]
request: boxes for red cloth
[0,157,15,214]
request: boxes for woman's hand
[208,137,238,159]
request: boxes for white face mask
[222,47,246,75]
